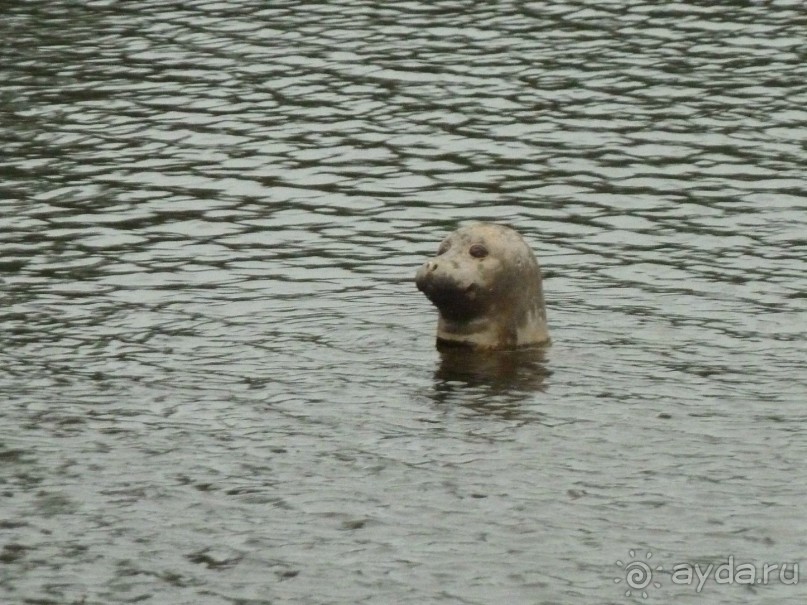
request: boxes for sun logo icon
[614,549,663,598]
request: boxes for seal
[415,223,549,350]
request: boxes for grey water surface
[1,1,806,604]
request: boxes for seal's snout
[415,261,479,321]
[415,260,438,293]
[416,260,461,297]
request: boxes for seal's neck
[436,301,548,350]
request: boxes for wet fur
[415,223,549,350]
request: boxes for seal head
[415,223,549,350]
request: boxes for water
[1,1,806,603]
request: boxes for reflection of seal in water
[435,347,550,397]
[415,223,549,350]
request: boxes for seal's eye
[469,244,488,259]
[437,240,451,255]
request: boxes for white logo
[615,550,663,598]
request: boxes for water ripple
[1,1,806,604]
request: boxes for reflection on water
[1,0,806,604]
[435,346,550,391]
[431,347,551,420]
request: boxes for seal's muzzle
[415,260,482,321]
